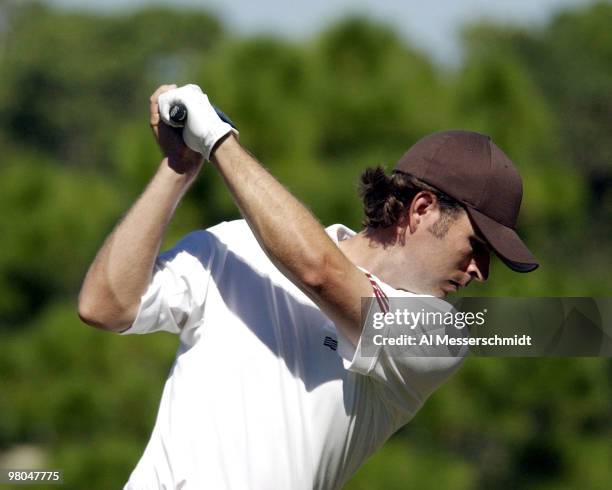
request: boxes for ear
[407,191,437,234]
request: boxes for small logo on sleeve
[323,336,338,351]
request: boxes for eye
[470,237,490,256]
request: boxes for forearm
[211,136,367,342]
[78,159,193,331]
[211,136,337,284]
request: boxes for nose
[467,252,490,282]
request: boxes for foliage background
[0,1,610,488]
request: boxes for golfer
[78,84,538,489]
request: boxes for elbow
[77,295,103,328]
[299,252,337,292]
[77,291,133,333]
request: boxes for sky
[45,0,599,64]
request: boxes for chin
[438,285,456,297]
[431,287,448,298]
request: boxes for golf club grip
[168,103,237,130]
[169,103,187,125]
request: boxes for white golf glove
[158,84,237,160]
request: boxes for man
[78,84,538,489]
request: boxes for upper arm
[342,294,467,413]
[120,230,220,336]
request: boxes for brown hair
[359,166,464,230]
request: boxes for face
[406,206,490,297]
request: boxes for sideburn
[427,212,460,239]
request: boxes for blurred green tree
[0,1,223,169]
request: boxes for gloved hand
[158,84,238,160]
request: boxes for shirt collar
[325,223,356,244]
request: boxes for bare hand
[149,84,204,177]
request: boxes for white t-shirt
[122,220,464,490]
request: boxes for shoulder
[165,219,276,275]
[205,219,258,250]
[165,220,254,256]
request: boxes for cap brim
[466,207,539,273]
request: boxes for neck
[338,227,420,292]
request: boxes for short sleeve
[336,276,468,412]
[120,230,219,336]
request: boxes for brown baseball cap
[395,130,539,273]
